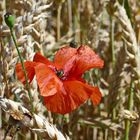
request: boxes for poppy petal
[44,80,90,114]
[35,63,66,97]
[63,55,77,77]
[33,53,53,66]
[44,80,101,114]
[63,80,90,110]
[72,45,104,77]
[54,45,104,78]
[89,87,102,105]
[16,61,37,84]
[64,81,102,106]
[44,92,70,114]
[54,46,77,69]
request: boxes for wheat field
[0,0,140,140]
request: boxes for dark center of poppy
[56,69,64,78]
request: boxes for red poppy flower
[16,45,104,114]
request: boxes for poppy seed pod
[4,12,15,28]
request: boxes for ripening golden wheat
[0,0,140,140]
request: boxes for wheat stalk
[114,2,140,79]
[0,97,69,140]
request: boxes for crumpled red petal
[63,80,91,111]
[16,61,37,84]
[44,80,101,114]
[64,81,102,106]
[35,63,66,97]
[54,46,77,70]
[44,92,70,114]
[72,45,104,77]
[44,80,89,114]
[54,45,104,78]
[33,53,53,66]
[89,87,102,105]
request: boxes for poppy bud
[69,41,77,48]
[4,12,15,28]
[56,69,64,78]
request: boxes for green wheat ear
[4,12,15,29]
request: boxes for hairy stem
[10,28,34,113]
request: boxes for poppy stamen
[56,69,64,78]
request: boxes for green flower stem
[10,28,34,113]
[124,81,134,140]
